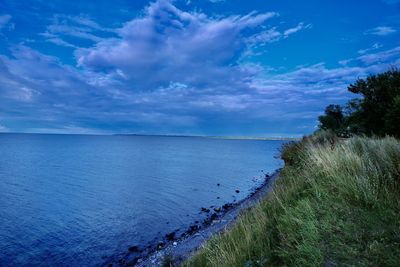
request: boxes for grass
[184,132,400,267]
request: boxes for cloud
[339,45,400,66]
[0,14,12,30]
[76,0,280,91]
[76,0,310,93]
[0,45,103,121]
[0,0,399,135]
[246,28,281,44]
[0,43,202,132]
[2,44,398,135]
[40,14,116,47]
[357,46,400,64]
[283,22,312,38]
[358,43,382,54]
[365,26,396,36]
[242,22,311,58]
[40,32,79,48]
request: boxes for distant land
[115,133,301,141]
[0,132,300,141]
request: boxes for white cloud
[246,28,281,45]
[358,43,382,54]
[76,0,279,90]
[340,45,400,66]
[41,33,78,48]
[40,14,116,47]
[76,0,310,93]
[283,22,312,38]
[365,26,396,36]
[357,46,400,64]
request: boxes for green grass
[184,133,400,267]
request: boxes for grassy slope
[184,133,400,267]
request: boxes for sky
[0,0,399,137]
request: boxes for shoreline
[127,169,281,267]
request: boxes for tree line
[318,68,400,138]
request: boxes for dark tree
[347,68,400,137]
[318,104,344,132]
[318,68,400,138]
[384,95,400,137]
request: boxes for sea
[0,133,285,266]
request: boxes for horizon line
[0,132,302,140]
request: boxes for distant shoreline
[115,134,301,141]
[0,132,301,141]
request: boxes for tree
[384,95,400,137]
[347,68,400,136]
[343,99,364,134]
[319,68,400,138]
[318,104,344,132]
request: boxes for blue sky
[0,0,399,137]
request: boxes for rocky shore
[106,170,280,267]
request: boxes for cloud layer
[0,0,399,136]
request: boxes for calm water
[0,134,284,266]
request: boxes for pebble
[128,245,141,252]
[165,232,176,241]
[157,241,165,250]
[200,207,210,213]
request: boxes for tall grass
[185,134,400,267]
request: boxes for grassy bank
[184,132,400,266]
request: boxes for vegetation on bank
[184,69,400,266]
[185,132,400,266]
[318,68,400,138]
